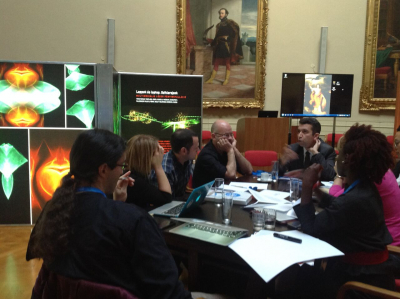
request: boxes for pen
[273,232,302,244]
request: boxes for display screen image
[30,129,83,223]
[280,73,354,117]
[0,62,65,127]
[0,129,30,224]
[120,73,202,146]
[65,64,96,128]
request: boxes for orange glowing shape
[4,63,39,88]
[35,148,70,200]
[5,106,40,127]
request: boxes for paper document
[249,189,290,204]
[229,182,269,190]
[229,230,343,283]
[205,190,252,205]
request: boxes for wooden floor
[0,226,42,299]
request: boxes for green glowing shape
[0,81,61,114]
[0,143,28,200]
[66,64,80,75]
[66,100,95,128]
[66,72,94,91]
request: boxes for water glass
[214,178,224,206]
[290,178,299,201]
[222,192,234,224]
[252,209,265,232]
[271,161,279,182]
[263,208,276,230]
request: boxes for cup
[222,192,234,224]
[271,161,279,182]
[252,209,265,232]
[260,172,271,182]
[214,178,224,206]
[263,208,276,230]
[290,178,299,201]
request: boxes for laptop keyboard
[162,203,186,215]
[185,223,245,239]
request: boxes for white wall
[0,0,395,138]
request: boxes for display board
[119,73,202,152]
[0,61,95,224]
[280,73,354,117]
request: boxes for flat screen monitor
[280,73,354,117]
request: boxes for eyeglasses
[116,163,127,171]
[214,132,234,138]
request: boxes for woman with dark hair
[26,129,192,299]
[125,135,172,210]
[329,135,400,246]
[293,124,396,298]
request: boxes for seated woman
[26,129,191,299]
[125,135,172,210]
[330,135,400,246]
[293,124,396,298]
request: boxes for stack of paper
[228,230,343,283]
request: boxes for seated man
[279,117,336,181]
[151,129,199,199]
[192,120,253,188]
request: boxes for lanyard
[343,179,360,194]
[76,187,107,198]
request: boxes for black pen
[273,232,302,244]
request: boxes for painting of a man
[205,8,243,85]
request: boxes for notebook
[149,180,215,217]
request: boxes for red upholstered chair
[32,265,140,299]
[202,130,212,147]
[325,133,343,147]
[375,66,392,90]
[244,150,278,172]
[387,135,394,146]
[233,131,237,138]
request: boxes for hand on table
[113,171,135,202]
[285,169,304,179]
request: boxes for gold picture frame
[360,0,397,111]
[176,0,268,109]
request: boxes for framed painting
[360,0,400,111]
[176,0,268,108]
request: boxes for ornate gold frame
[360,0,396,111]
[176,0,268,109]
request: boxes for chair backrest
[387,135,394,146]
[202,130,212,147]
[233,131,237,138]
[33,265,140,299]
[325,133,343,144]
[244,150,278,167]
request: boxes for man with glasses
[192,119,252,188]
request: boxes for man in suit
[279,117,336,181]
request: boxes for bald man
[192,120,253,187]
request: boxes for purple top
[329,170,400,246]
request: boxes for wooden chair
[337,245,400,299]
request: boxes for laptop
[149,180,215,217]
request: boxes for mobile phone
[287,220,301,230]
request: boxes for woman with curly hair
[292,124,396,298]
[125,135,172,210]
[26,129,191,299]
[329,135,400,246]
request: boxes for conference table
[154,175,304,298]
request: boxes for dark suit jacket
[279,139,336,181]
